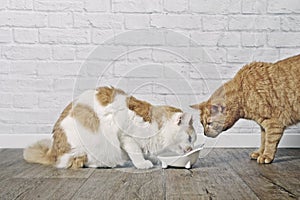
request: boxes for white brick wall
[0,0,300,148]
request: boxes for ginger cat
[191,54,300,164]
[24,87,196,169]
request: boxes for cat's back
[236,54,300,125]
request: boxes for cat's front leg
[250,127,265,160]
[257,120,284,164]
[121,136,153,169]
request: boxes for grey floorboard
[0,148,299,200]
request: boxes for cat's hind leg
[121,136,153,169]
[257,120,284,164]
[250,127,265,160]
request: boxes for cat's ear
[190,102,206,110]
[175,113,192,126]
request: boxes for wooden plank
[0,149,92,199]
[216,148,299,199]
[165,150,258,200]
[0,148,299,199]
[0,178,86,200]
[72,168,164,199]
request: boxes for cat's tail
[23,139,55,165]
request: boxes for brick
[242,0,267,14]
[112,0,162,13]
[252,49,279,62]
[227,48,254,63]
[12,125,39,134]
[114,62,163,78]
[241,32,266,47]
[268,32,300,47]
[217,32,240,47]
[203,47,226,63]
[52,45,75,60]
[229,16,255,30]
[255,16,280,30]
[163,62,190,79]
[84,61,113,77]
[0,0,7,9]
[0,79,53,92]
[202,16,228,31]
[48,12,73,28]
[91,29,118,44]
[0,123,12,134]
[190,63,225,79]
[79,45,126,61]
[124,14,150,30]
[113,30,165,46]
[0,61,10,74]
[11,110,58,124]
[126,79,153,94]
[190,0,241,14]
[0,11,47,27]
[13,94,38,108]
[268,0,300,14]
[165,31,190,47]
[14,28,38,44]
[216,64,242,79]
[39,28,90,44]
[76,45,96,60]
[37,62,81,77]
[151,14,201,29]
[2,46,51,60]
[152,47,204,63]
[10,61,37,76]
[74,13,123,29]
[127,47,152,62]
[281,16,300,31]
[279,49,300,59]
[153,79,197,95]
[0,93,12,107]
[0,29,12,43]
[164,0,188,12]
[53,78,76,91]
[229,16,280,31]
[191,32,219,46]
[34,0,84,11]
[39,93,71,108]
[84,0,109,12]
[9,0,33,10]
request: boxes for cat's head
[162,112,196,155]
[190,100,235,138]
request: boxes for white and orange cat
[24,87,196,169]
[191,54,300,164]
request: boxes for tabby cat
[191,54,300,164]
[24,87,196,169]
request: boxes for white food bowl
[157,144,204,169]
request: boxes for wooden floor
[0,148,299,200]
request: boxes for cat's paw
[250,151,261,160]
[134,160,153,169]
[70,155,88,169]
[257,154,274,164]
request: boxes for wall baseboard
[0,133,299,148]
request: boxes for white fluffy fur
[51,90,195,169]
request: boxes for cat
[24,87,196,169]
[191,54,300,164]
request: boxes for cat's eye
[207,122,213,126]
